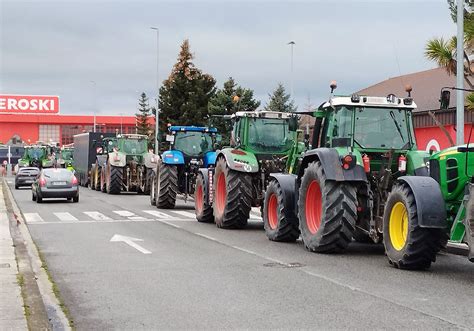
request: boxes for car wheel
[73,196,79,203]
[15,185,19,189]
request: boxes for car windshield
[61,150,73,159]
[174,131,213,156]
[121,139,147,154]
[42,168,73,179]
[19,168,39,174]
[27,148,45,159]
[248,118,294,153]
[332,106,411,149]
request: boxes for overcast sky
[0,0,456,116]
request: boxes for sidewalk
[0,181,28,330]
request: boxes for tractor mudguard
[269,173,298,220]
[397,176,447,228]
[218,149,259,173]
[162,150,185,165]
[108,151,126,167]
[198,168,213,204]
[203,151,217,168]
[143,152,160,169]
[299,148,367,182]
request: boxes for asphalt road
[6,179,474,330]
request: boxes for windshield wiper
[390,111,405,143]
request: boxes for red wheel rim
[216,172,226,215]
[306,180,322,234]
[267,193,278,230]
[195,184,203,214]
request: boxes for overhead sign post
[0,95,60,114]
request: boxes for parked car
[32,168,79,203]
[15,167,40,189]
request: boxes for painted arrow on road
[110,234,151,254]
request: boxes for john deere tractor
[57,145,74,171]
[263,84,436,259]
[195,111,305,228]
[152,126,220,208]
[18,144,54,169]
[102,134,158,194]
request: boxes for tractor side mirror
[289,117,298,131]
[440,90,450,110]
[165,134,174,143]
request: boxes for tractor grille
[430,159,440,183]
[446,158,459,193]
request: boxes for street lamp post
[150,27,160,154]
[456,0,464,144]
[288,41,295,98]
[90,80,97,132]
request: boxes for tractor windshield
[121,139,147,154]
[174,131,213,156]
[27,148,45,159]
[61,150,73,160]
[248,118,293,153]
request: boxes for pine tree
[158,39,216,140]
[264,83,297,112]
[135,92,151,136]
[208,77,260,144]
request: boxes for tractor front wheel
[107,165,122,194]
[157,164,178,209]
[383,184,444,270]
[100,167,107,193]
[298,161,357,253]
[195,172,213,223]
[150,172,156,206]
[263,180,299,242]
[213,157,252,229]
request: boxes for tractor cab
[58,145,75,170]
[18,145,53,169]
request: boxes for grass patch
[16,273,30,318]
[34,243,75,330]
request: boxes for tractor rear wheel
[195,172,213,223]
[100,168,107,193]
[298,161,357,253]
[383,184,444,270]
[263,180,299,242]
[94,164,101,191]
[157,164,178,209]
[143,169,153,195]
[107,165,122,194]
[213,157,252,229]
[150,172,156,206]
[90,164,97,190]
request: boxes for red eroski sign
[0,95,60,114]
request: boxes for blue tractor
[150,126,220,209]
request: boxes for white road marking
[157,220,181,228]
[23,213,44,223]
[195,233,217,241]
[53,212,78,222]
[142,210,178,219]
[113,210,135,217]
[171,210,196,219]
[110,234,151,254]
[83,211,111,221]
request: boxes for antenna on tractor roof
[405,84,412,97]
[329,81,337,108]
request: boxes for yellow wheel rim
[389,202,409,251]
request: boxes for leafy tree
[135,92,152,136]
[264,83,297,112]
[208,77,260,144]
[158,39,216,143]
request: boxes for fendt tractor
[57,144,74,171]
[17,144,54,169]
[194,111,306,228]
[90,137,117,192]
[151,126,220,208]
[101,134,158,194]
[262,84,427,262]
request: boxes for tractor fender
[203,151,217,168]
[299,148,367,182]
[218,149,259,173]
[161,150,185,165]
[143,152,160,169]
[108,151,126,167]
[269,173,298,220]
[397,176,447,228]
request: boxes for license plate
[52,181,67,186]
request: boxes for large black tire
[143,169,153,195]
[298,161,357,253]
[213,157,252,229]
[100,168,107,193]
[263,180,299,242]
[383,183,444,270]
[107,165,122,194]
[195,172,213,223]
[94,164,101,191]
[90,164,97,190]
[157,164,178,209]
[150,172,156,206]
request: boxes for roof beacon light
[330,81,338,93]
[405,84,413,97]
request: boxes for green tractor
[263,84,437,261]
[18,144,54,169]
[91,137,117,192]
[102,134,159,194]
[57,145,74,171]
[195,111,306,228]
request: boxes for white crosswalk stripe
[113,210,136,217]
[83,211,111,221]
[23,212,44,223]
[171,210,196,219]
[53,212,78,222]
[142,210,178,219]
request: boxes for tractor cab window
[122,139,147,154]
[330,106,353,146]
[353,107,411,149]
[61,150,73,160]
[27,148,45,159]
[174,131,213,156]
[248,118,294,153]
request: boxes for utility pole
[90,80,97,133]
[456,0,464,144]
[288,41,295,98]
[150,27,160,153]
